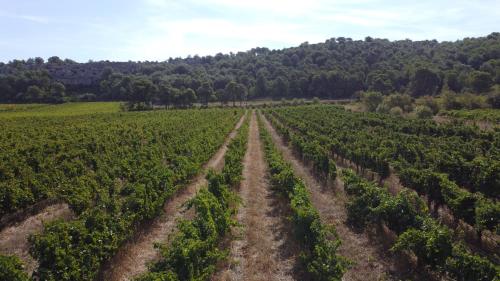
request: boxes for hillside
[0,33,499,104]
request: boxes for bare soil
[98,114,246,281]
[261,113,415,281]
[214,111,300,281]
[0,203,74,275]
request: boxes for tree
[470,71,493,93]
[49,82,66,103]
[130,76,157,104]
[47,56,63,64]
[255,70,268,98]
[158,81,174,108]
[445,71,463,93]
[34,57,44,65]
[410,68,440,97]
[271,76,289,99]
[360,91,383,112]
[25,85,45,102]
[368,73,394,95]
[224,81,245,106]
[197,81,214,107]
[181,88,197,107]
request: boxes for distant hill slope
[1,32,499,103]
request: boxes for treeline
[0,33,499,104]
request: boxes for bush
[375,102,391,113]
[360,91,383,112]
[415,95,440,114]
[389,106,403,116]
[456,93,487,109]
[414,105,434,119]
[441,91,462,110]
[384,94,414,112]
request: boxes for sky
[0,0,499,62]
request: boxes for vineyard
[263,104,499,280]
[0,103,499,281]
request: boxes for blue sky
[0,0,499,62]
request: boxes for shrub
[389,106,403,116]
[414,105,434,119]
[360,91,383,112]
[415,95,440,114]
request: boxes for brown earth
[0,203,74,275]
[98,114,246,281]
[214,111,300,281]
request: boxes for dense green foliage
[341,170,499,281]
[0,255,30,281]
[258,114,349,280]
[136,114,249,281]
[1,33,499,104]
[265,105,499,235]
[0,108,242,280]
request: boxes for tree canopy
[1,33,499,105]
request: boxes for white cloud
[105,0,499,61]
[116,17,323,60]
[0,11,50,24]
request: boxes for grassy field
[0,102,122,118]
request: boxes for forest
[0,33,499,106]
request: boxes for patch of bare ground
[260,113,423,281]
[98,114,246,281]
[0,203,74,275]
[213,111,300,281]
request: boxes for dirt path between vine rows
[0,203,74,275]
[214,111,299,281]
[261,113,413,281]
[98,114,246,281]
